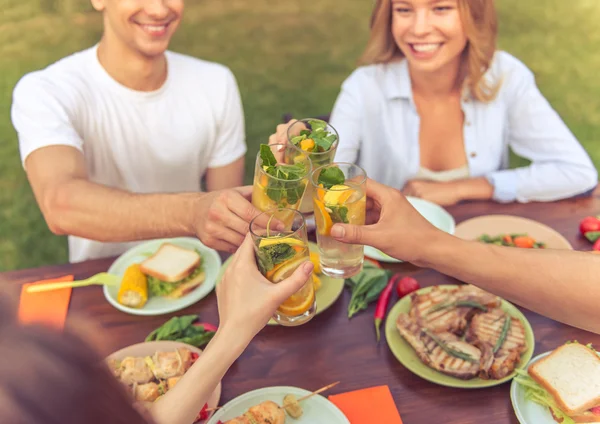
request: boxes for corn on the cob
[118,264,148,308]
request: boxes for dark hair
[0,289,151,424]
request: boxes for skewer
[205,381,340,413]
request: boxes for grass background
[1,0,599,271]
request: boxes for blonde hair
[359,0,500,102]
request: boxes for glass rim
[286,119,340,155]
[309,162,367,190]
[255,143,311,183]
[249,207,307,239]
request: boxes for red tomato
[196,403,209,421]
[591,406,600,416]
[396,277,420,298]
[593,239,600,251]
[580,216,600,235]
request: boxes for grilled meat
[410,285,501,335]
[467,309,527,354]
[223,400,285,424]
[397,314,482,380]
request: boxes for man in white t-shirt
[11,0,260,263]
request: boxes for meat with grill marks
[396,313,483,380]
[466,308,527,379]
[409,285,502,335]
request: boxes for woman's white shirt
[330,51,597,202]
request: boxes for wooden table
[3,194,600,424]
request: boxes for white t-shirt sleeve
[207,68,247,168]
[11,73,84,168]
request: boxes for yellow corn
[118,264,148,308]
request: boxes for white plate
[103,237,222,316]
[364,196,456,263]
[107,340,221,424]
[510,351,556,424]
[207,386,350,424]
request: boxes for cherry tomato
[396,277,420,298]
[580,216,600,235]
[593,239,600,251]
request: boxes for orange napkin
[329,385,403,424]
[18,275,73,330]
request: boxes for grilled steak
[467,309,527,354]
[397,314,482,380]
[410,285,501,335]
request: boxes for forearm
[47,179,199,242]
[419,233,600,333]
[455,177,494,201]
[151,328,249,424]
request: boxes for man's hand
[330,178,443,264]
[402,180,463,206]
[193,186,269,253]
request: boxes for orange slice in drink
[278,288,315,316]
[323,184,354,205]
[314,199,333,236]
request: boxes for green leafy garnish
[328,205,349,224]
[258,144,307,208]
[514,371,576,424]
[256,243,296,274]
[422,329,479,363]
[317,166,345,189]
[145,315,216,348]
[290,119,337,153]
[345,267,392,318]
[493,315,512,353]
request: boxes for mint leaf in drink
[258,244,296,273]
[318,166,345,189]
[329,205,349,224]
[260,144,278,167]
[308,119,327,132]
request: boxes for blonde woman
[272,0,597,205]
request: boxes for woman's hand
[268,119,307,148]
[216,234,314,341]
[402,180,463,206]
[402,177,493,206]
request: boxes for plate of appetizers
[207,385,349,424]
[104,237,222,316]
[454,215,573,250]
[217,242,345,326]
[511,342,600,424]
[385,284,535,388]
[106,340,220,423]
[364,196,456,263]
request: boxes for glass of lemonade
[250,208,316,326]
[287,119,339,214]
[252,144,311,226]
[311,162,366,278]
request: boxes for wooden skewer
[205,381,340,413]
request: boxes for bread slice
[529,343,600,415]
[165,271,206,299]
[571,410,600,423]
[140,243,201,283]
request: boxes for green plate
[384,284,535,388]
[216,242,345,325]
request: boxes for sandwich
[515,342,600,423]
[140,243,205,299]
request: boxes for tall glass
[287,119,339,214]
[250,208,316,326]
[251,144,311,226]
[311,163,366,278]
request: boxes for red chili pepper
[374,273,402,343]
[196,403,209,421]
[194,322,218,332]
